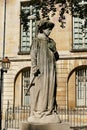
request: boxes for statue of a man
[28,20,60,123]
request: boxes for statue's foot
[28,113,61,124]
[40,113,61,123]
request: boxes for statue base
[20,122,70,130]
[27,113,61,123]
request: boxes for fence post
[4,100,9,130]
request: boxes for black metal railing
[4,105,87,129]
[5,106,30,129]
[58,107,87,128]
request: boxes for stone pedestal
[20,122,70,130]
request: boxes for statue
[28,20,60,123]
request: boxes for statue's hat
[38,20,55,31]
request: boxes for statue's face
[43,28,51,36]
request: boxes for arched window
[22,68,30,106]
[14,67,31,107]
[76,67,87,107]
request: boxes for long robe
[30,35,58,116]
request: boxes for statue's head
[38,20,55,33]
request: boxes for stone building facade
[0,0,87,122]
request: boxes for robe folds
[30,36,59,116]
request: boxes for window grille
[73,0,87,50]
[22,68,30,106]
[76,68,87,107]
[20,2,38,53]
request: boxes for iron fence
[4,106,87,129]
[58,107,87,127]
[5,106,30,130]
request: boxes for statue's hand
[34,69,40,77]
